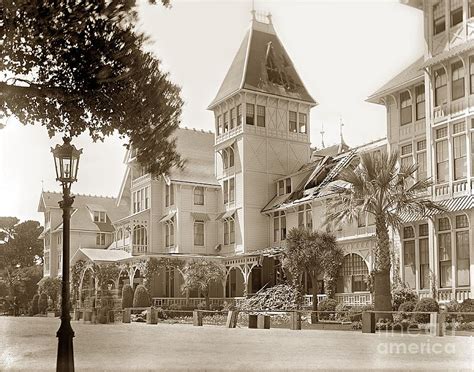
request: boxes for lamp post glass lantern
[51,137,82,372]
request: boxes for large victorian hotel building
[39,4,473,307]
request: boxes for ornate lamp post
[51,137,82,372]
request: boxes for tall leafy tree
[283,228,343,317]
[0,217,44,308]
[181,260,227,309]
[1,0,182,175]
[325,151,441,313]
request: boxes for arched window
[165,217,174,248]
[133,225,147,246]
[337,254,369,293]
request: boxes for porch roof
[71,248,132,265]
[400,195,474,223]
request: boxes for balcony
[434,179,471,200]
[131,173,151,188]
[433,104,448,123]
[216,125,243,146]
[334,225,375,240]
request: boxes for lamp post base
[56,318,75,372]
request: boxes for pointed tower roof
[208,13,317,109]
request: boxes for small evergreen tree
[31,294,39,315]
[132,285,150,308]
[122,284,134,309]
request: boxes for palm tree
[325,150,441,313]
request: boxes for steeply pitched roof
[208,18,316,108]
[168,128,219,187]
[38,191,129,232]
[367,56,424,104]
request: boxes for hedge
[38,293,48,314]
[132,285,150,307]
[121,284,133,309]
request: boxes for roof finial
[41,179,44,191]
[267,12,272,24]
[320,122,325,149]
[251,0,256,20]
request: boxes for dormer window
[277,178,291,196]
[93,211,107,223]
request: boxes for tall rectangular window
[194,186,204,205]
[416,139,427,181]
[451,3,463,26]
[237,104,242,126]
[165,219,174,247]
[470,56,474,94]
[278,180,284,196]
[403,240,416,288]
[439,232,452,288]
[436,140,449,182]
[435,68,447,107]
[285,178,291,194]
[229,218,235,244]
[229,177,235,203]
[299,113,307,134]
[289,111,297,133]
[246,103,255,125]
[471,132,474,174]
[453,134,467,179]
[433,1,446,35]
[452,61,465,100]
[419,223,429,289]
[216,115,222,136]
[223,111,229,132]
[257,105,265,127]
[223,180,228,204]
[400,91,412,125]
[165,184,174,207]
[194,221,204,246]
[456,230,470,286]
[415,85,425,120]
[230,108,236,129]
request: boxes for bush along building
[367,0,474,302]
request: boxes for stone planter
[122,309,131,323]
[146,308,157,325]
[248,314,258,328]
[290,312,301,330]
[193,310,203,326]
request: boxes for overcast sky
[0,0,423,223]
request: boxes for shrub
[398,301,416,320]
[209,303,224,312]
[98,306,111,324]
[197,301,207,310]
[318,298,338,320]
[392,285,418,311]
[31,294,39,315]
[38,293,48,314]
[459,299,474,322]
[132,285,150,308]
[335,303,351,322]
[121,284,133,309]
[414,298,439,323]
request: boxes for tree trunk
[204,290,210,310]
[374,214,393,318]
[310,272,319,323]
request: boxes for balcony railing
[152,297,246,308]
[334,292,372,306]
[216,125,243,145]
[132,244,147,255]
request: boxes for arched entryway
[336,253,369,294]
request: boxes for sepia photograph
[0,0,473,370]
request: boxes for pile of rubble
[238,284,300,311]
